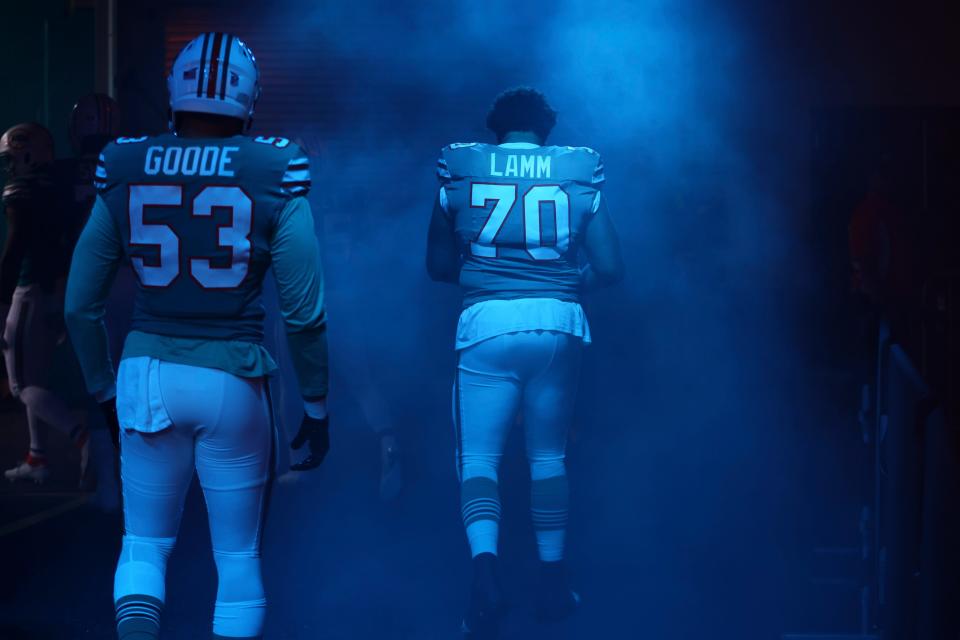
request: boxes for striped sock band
[461,476,501,557]
[26,450,47,466]
[461,476,502,527]
[531,475,569,562]
[116,594,162,640]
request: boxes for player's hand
[99,398,121,450]
[289,414,329,471]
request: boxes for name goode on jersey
[144,145,240,177]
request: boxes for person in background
[0,122,92,484]
[66,93,121,225]
[52,93,125,509]
[849,154,918,356]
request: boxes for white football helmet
[167,33,260,129]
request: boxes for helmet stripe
[219,34,234,100]
[206,32,224,98]
[196,33,211,97]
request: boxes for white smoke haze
[115,2,851,636]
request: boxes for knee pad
[114,535,176,602]
[114,535,174,640]
[213,551,267,639]
[211,549,266,637]
[213,548,264,603]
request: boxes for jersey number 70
[128,184,251,289]
[470,183,570,260]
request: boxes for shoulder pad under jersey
[250,136,311,198]
[95,135,153,191]
[553,145,604,187]
[437,142,485,183]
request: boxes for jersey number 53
[128,184,251,289]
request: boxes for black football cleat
[462,553,504,639]
[535,560,581,623]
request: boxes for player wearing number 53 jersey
[427,87,624,639]
[65,34,329,640]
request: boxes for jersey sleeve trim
[591,191,603,214]
[281,155,311,197]
[437,143,480,184]
[592,156,605,186]
[94,152,107,191]
[439,186,450,213]
[437,152,452,184]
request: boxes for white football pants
[454,330,582,561]
[115,359,273,639]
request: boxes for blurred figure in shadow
[0,219,14,411]
[427,87,623,639]
[52,93,125,510]
[849,153,918,358]
[322,189,404,501]
[0,123,94,485]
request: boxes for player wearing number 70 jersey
[65,33,329,640]
[427,87,624,639]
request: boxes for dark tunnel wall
[0,2,95,154]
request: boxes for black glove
[99,398,120,450]
[289,414,329,471]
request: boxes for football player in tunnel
[0,122,95,484]
[65,33,330,640]
[67,93,121,220]
[60,93,125,510]
[426,87,624,638]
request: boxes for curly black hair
[485,87,557,143]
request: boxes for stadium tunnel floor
[0,400,631,640]
[0,369,860,639]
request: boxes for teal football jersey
[96,133,310,342]
[437,143,604,307]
